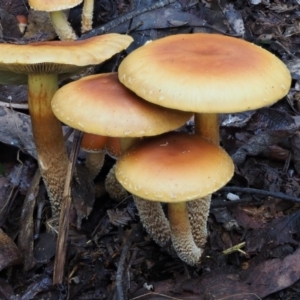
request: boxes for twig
[221,186,300,203]
[0,100,28,109]
[114,223,142,300]
[79,0,177,39]
[131,292,184,300]
[211,196,262,208]
[53,130,83,285]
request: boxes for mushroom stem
[191,113,219,249]
[119,137,138,152]
[105,165,129,201]
[85,151,105,179]
[187,196,211,248]
[194,113,219,144]
[81,0,94,33]
[49,11,77,40]
[28,74,68,216]
[168,202,202,265]
[134,195,171,248]
[105,137,137,200]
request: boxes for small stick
[53,130,83,284]
[211,197,261,208]
[223,242,247,256]
[221,186,300,203]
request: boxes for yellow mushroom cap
[115,132,234,202]
[51,73,193,137]
[119,33,291,113]
[0,34,133,75]
[28,0,83,11]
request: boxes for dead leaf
[231,108,297,165]
[72,165,95,229]
[242,246,300,298]
[107,208,132,226]
[24,10,56,41]
[0,8,23,39]
[0,228,21,271]
[245,210,300,253]
[0,0,28,16]
[0,107,36,159]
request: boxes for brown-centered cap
[28,0,83,11]
[51,73,193,137]
[105,137,123,158]
[115,132,234,202]
[0,34,133,75]
[119,33,291,113]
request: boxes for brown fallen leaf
[226,108,297,165]
[242,246,300,298]
[0,228,21,271]
[244,210,300,253]
[107,208,132,226]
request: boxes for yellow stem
[28,74,68,216]
[194,113,219,145]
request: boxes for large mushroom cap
[0,34,133,75]
[115,132,234,202]
[29,0,83,11]
[119,33,291,113]
[51,73,193,137]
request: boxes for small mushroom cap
[81,133,107,153]
[0,34,133,75]
[119,33,291,113]
[51,73,193,137]
[105,137,123,158]
[115,132,234,202]
[29,0,83,11]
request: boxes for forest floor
[1,0,300,299]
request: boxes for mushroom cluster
[1,31,291,267]
[115,33,291,264]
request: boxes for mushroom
[118,33,292,256]
[104,137,135,202]
[118,33,291,144]
[81,133,107,179]
[28,0,83,40]
[115,132,234,265]
[0,34,133,216]
[51,72,193,247]
[105,137,124,159]
[82,134,131,200]
[80,133,129,201]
